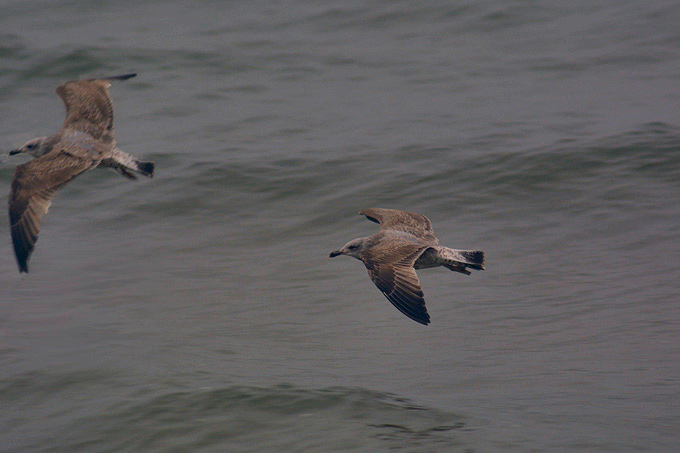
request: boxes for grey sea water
[1,0,679,451]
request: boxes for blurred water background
[1,0,679,451]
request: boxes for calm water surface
[1,0,679,451]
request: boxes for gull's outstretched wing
[360,208,437,242]
[361,237,431,325]
[9,149,96,272]
[56,73,136,140]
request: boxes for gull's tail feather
[113,159,154,179]
[437,247,485,274]
[459,250,485,270]
[101,149,154,180]
[135,160,154,178]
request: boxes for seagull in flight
[330,208,484,325]
[7,73,154,273]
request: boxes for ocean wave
[1,375,466,451]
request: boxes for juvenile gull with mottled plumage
[330,208,484,325]
[7,73,154,273]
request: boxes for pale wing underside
[360,208,437,242]
[362,240,431,325]
[9,150,95,272]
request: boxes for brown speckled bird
[7,73,154,273]
[330,208,484,325]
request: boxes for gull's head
[330,237,367,260]
[10,137,49,158]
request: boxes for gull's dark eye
[26,143,35,149]
[348,244,358,250]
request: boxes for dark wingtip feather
[410,310,430,325]
[85,73,136,83]
[380,290,431,326]
[10,217,35,273]
[106,73,137,81]
[358,209,379,224]
[12,236,30,273]
[16,252,29,272]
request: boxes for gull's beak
[329,250,342,258]
[9,149,21,155]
